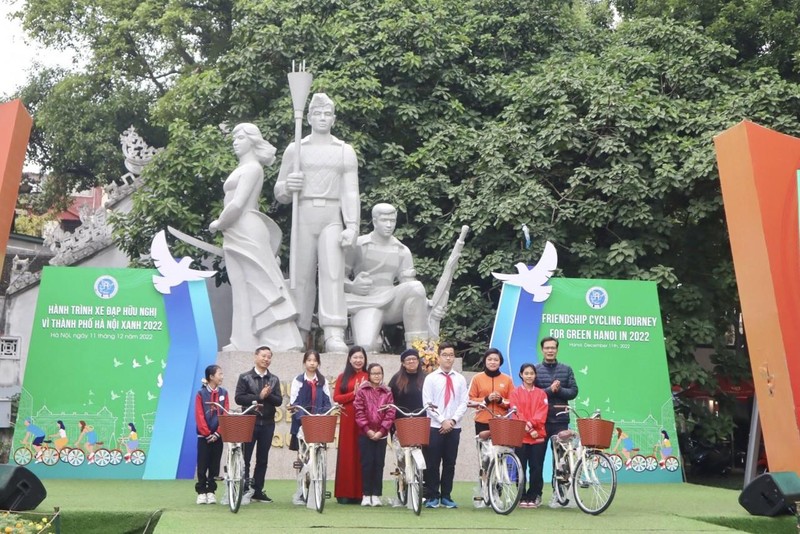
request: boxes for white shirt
[422,367,468,429]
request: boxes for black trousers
[196,437,223,494]
[244,423,275,492]
[423,427,461,500]
[517,442,547,500]
[358,435,388,496]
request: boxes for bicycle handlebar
[468,401,517,419]
[205,400,260,416]
[287,404,341,417]
[379,403,438,417]
[553,405,602,419]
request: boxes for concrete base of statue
[216,350,479,482]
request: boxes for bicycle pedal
[292,461,304,470]
[324,491,331,499]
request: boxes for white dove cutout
[151,230,216,295]
[144,355,154,365]
[132,358,141,368]
[492,241,558,302]
[113,358,123,368]
[111,391,120,400]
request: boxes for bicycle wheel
[227,446,245,513]
[644,456,658,471]
[664,456,680,472]
[487,452,523,515]
[42,448,59,466]
[94,448,111,467]
[13,447,32,466]
[130,449,146,465]
[312,446,327,513]
[395,466,408,506]
[108,449,123,465]
[409,454,423,515]
[630,454,647,473]
[573,451,617,515]
[67,448,85,466]
[59,448,71,463]
[608,454,623,471]
[552,462,571,506]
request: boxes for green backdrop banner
[492,278,681,482]
[13,267,176,478]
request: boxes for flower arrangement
[412,338,439,373]
[0,512,52,534]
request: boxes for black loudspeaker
[739,472,800,516]
[0,464,47,511]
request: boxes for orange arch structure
[714,121,800,474]
[0,99,33,275]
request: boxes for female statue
[210,123,303,351]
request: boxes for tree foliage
[12,4,800,438]
[616,0,800,81]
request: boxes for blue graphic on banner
[175,280,219,478]
[491,282,545,384]
[144,280,216,480]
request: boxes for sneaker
[548,494,561,509]
[440,498,457,509]
[531,496,542,509]
[206,492,216,504]
[196,493,208,505]
[292,490,306,506]
[425,498,440,509]
[361,496,372,506]
[251,491,273,503]
[371,496,382,507]
[519,500,531,508]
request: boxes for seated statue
[345,203,428,351]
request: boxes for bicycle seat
[557,430,577,442]
[477,430,492,441]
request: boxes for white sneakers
[361,496,382,506]
[293,490,306,505]
[196,492,216,504]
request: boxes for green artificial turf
[32,479,798,533]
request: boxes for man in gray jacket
[534,336,578,507]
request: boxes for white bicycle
[208,401,259,513]
[470,402,526,515]
[381,403,437,515]
[289,404,340,513]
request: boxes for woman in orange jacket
[468,348,514,435]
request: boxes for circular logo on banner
[94,275,119,299]
[586,286,608,309]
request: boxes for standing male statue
[345,203,429,351]
[275,93,359,352]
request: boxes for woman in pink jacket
[354,363,396,507]
[509,362,549,508]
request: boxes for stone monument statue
[275,93,359,352]
[344,203,430,351]
[210,123,303,352]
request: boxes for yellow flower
[5,526,13,533]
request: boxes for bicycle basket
[577,418,614,449]
[217,414,256,443]
[488,418,527,448]
[395,417,431,447]
[301,415,338,443]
